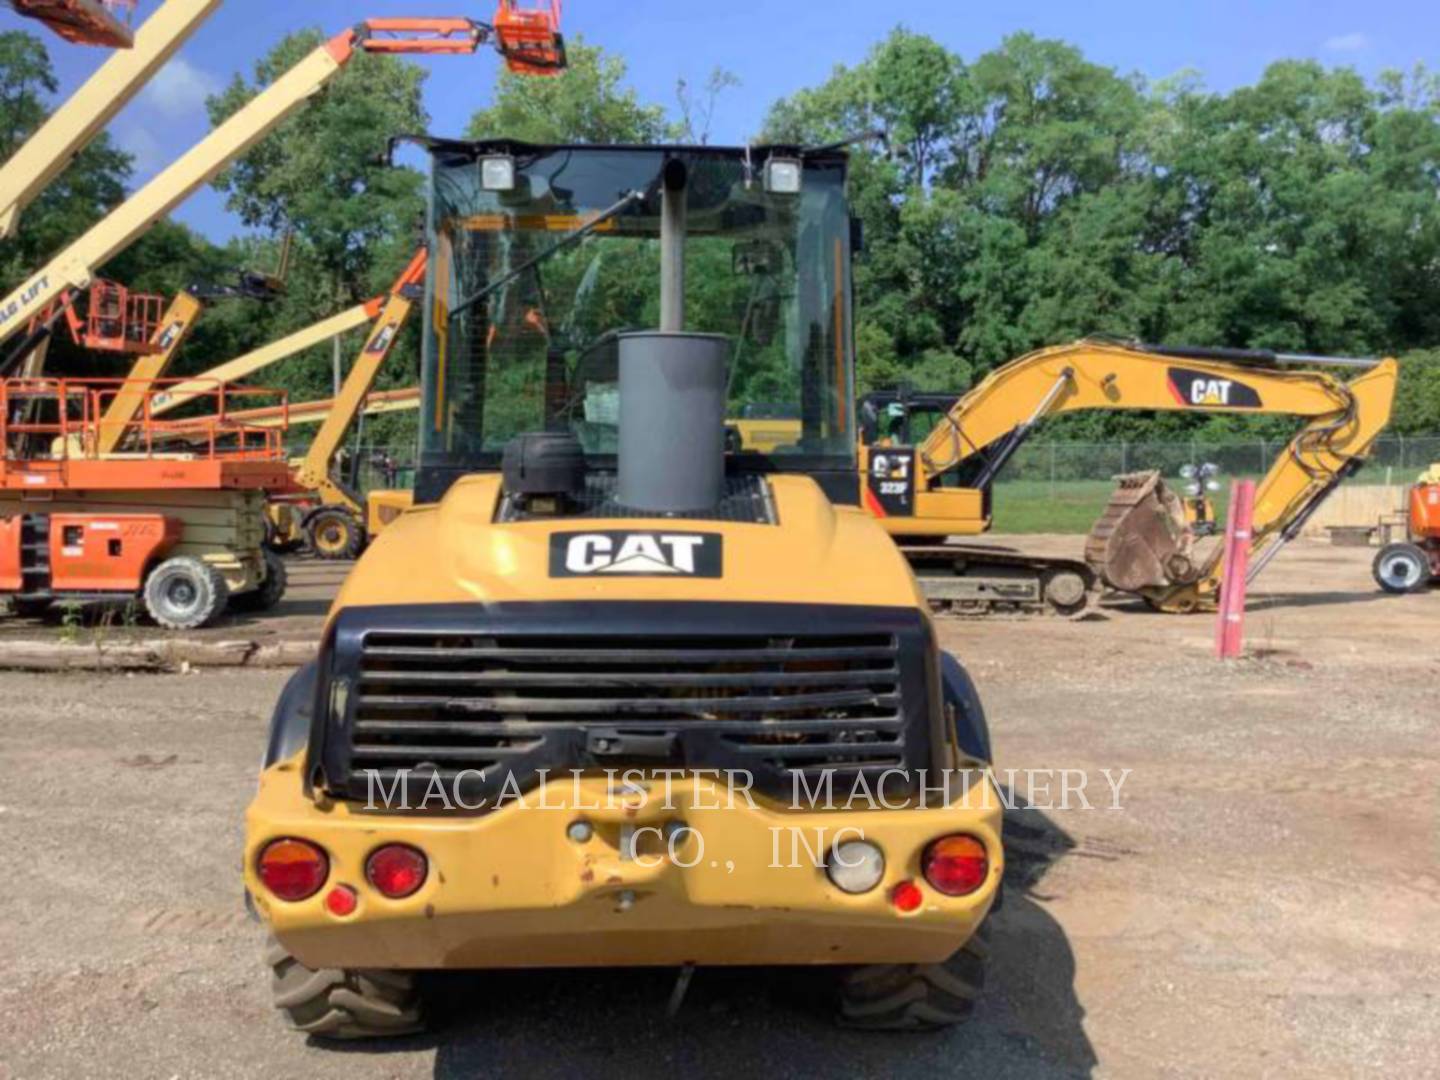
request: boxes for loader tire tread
[838,924,988,1030]
[266,937,422,1040]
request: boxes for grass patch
[990,479,1238,534]
[990,480,1120,534]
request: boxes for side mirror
[850,215,865,256]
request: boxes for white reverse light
[826,839,886,894]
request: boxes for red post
[1215,478,1257,660]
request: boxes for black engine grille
[316,602,939,806]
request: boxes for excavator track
[900,543,1101,619]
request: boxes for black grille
[316,602,939,806]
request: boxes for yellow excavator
[856,339,1398,615]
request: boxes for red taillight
[365,844,428,898]
[922,834,989,897]
[325,885,358,917]
[891,879,924,913]
[257,838,328,902]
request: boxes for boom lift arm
[291,249,427,512]
[0,6,564,348]
[0,0,221,238]
[871,339,1398,613]
[144,249,428,417]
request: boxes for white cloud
[1323,32,1370,53]
[140,56,222,119]
[115,124,164,176]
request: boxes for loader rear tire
[143,557,229,630]
[838,924,988,1030]
[266,937,423,1040]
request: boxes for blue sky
[10,0,1437,243]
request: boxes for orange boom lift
[8,0,136,48]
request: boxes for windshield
[417,143,855,499]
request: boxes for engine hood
[331,473,925,614]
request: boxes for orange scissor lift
[0,376,294,628]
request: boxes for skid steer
[245,141,1002,1036]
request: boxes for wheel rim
[165,577,198,610]
[315,521,348,554]
[1379,553,1423,590]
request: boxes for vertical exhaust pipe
[617,158,728,513]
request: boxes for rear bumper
[245,761,1003,970]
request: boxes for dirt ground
[0,538,1436,1079]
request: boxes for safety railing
[0,377,289,466]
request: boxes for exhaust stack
[617,331,728,513]
[617,158,728,514]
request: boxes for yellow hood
[334,473,924,614]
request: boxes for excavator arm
[901,339,1398,609]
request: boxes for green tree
[467,36,673,143]
[207,30,429,304]
[203,31,431,435]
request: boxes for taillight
[922,834,989,897]
[891,879,924,913]
[325,884,358,917]
[365,844,428,898]
[257,838,328,901]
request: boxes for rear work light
[365,844,428,899]
[826,839,885,894]
[257,838,329,902]
[922,834,989,897]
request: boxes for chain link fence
[337,434,1440,493]
[994,434,1440,488]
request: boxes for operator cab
[416,141,858,506]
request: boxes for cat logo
[1167,367,1262,408]
[871,453,910,480]
[549,531,723,578]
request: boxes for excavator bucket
[10,0,135,48]
[1085,471,1200,592]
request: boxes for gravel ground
[0,539,1436,1078]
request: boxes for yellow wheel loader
[245,141,1002,1036]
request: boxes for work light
[763,157,803,195]
[480,154,516,191]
